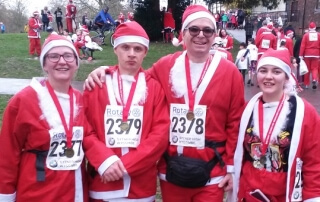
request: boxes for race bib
[105,105,143,148]
[261,39,270,49]
[170,104,206,148]
[291,158,303,201]
[309,33,318,41]
[46,127,84,170]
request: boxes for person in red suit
[280,30,294,56]
[84,5,245,201]
[118,12,125,24]
[163,8,175,43]
[28,11,42,59]
[219,28,233,50]
[83,21,170,201]
[0,34,94,202]
[256,20,268,39]
[66,0,77,33]
[232,49,320,202]
[299,22,320,89]
[256,23,277,59]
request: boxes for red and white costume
[232,92,320,202]
[280,36,294,56]
[151,50,244,201]
[221,35,233,51]
[118,13,125,24]
[256,30,277,58]
[163,9,175,42]
[0,78,90,202]
[66,1,77,33]
[256,26,268,39]
[299,23,320,85]
[83,67,170,201]
[28,14,41,56]
[210,47,234,62]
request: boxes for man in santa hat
[66,0,77,33]
[299,22,320,89]
[256,22,277,59]
[83,21,170,201]
[28,11,42,59]
[84,5,244,201]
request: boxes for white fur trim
[182,11,216,33]
[172,37,181,47]
[113,35,149,49]
[0,192,16,202]
[257,57,291,78]
[304,198,320,202]
[29,77,79,130]
[98,155,120,175]
[40,40,79,69]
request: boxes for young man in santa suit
[256,23,277,59]
[299,22,320,89]
[28,11,42,59]
[84,5,245,201]
[280,30,294,56]
[66,0,77,33]
[83,21,170,201]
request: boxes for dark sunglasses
[185,26,215,37]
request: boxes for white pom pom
[172,37,180,47]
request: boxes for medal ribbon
[185,54,211,112]
[258,93,285,155]
[46,81,74,148]
[117,68,140,122]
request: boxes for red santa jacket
[164,11,175,29]
[149,51,245,180]
[210,47,234,62]
[256,31,277,55]
[232,93,320,202]
[256,26,268,39]
[280,36,294,56]
[221,35,234,50]
[66,3,76,18]
[0,78,91,202]
[28,17,41,38]
[83,67,170,200]
[299,30,320,58]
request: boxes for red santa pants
[66,18,73,33]
[160,179,224,202]
[304,57,319,85]
[29,38,41,56]
[74,41,85,56]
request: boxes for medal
[260,155,267,165]
[253,160,262,169]
[65,148,74,158]
[120,121,129,131]
[186,111,195,120]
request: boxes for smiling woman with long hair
[231,49,320,202]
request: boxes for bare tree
[4,0,28,32]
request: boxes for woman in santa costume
[82,21,170,202]
[219,28,234,51]
[28,11,42,58]
[231,49,320,202]
[0,34,100,201]
[84,5,244,201]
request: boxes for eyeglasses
[46,53,76,63]
[185,26,215,37]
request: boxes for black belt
[27,150,48,182]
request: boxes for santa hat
[213,37,223,45]
[286,30,294,36]
[257,49,291,78]
[267,22,273,30]
[309,22,316,30]
[33,11,39,16]
[112,21,149,49]
[40,34,79,68]
[172,32,183,47]
[181,5,216,34]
